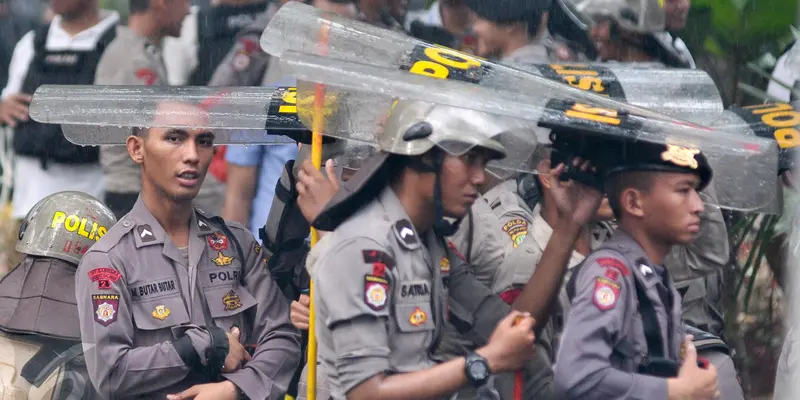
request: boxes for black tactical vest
[189,2,267,86]
[15,23,117,169]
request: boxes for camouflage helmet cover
[16,191,117,265]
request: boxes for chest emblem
[152,305,171,321]
[502,219,528,248]
[92,294,119,326]
[223,290,243,311]
[364,275,389,311]
[409,307,428,326]
[207,233,229,251]
[440,257,450,273]
[212,251,234,267]
[593,277,621,311]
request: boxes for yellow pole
[305,20,330,400]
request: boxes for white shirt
[768,41,799,102]
[162,6,200,86]
[1,10,119,219]
[403,1,443,31]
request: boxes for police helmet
[16,191,118,265]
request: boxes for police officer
[0,191,117,400]
[307,99,604,399]
[554,135,722,399]
[75,101,302,400]
[557,0,732,343]
[96,0,190,219]
[465,0,574,64]
[163,0,270,86]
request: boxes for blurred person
[465,0,574,64]
[404,0,478,52]
[0,0,119,219]
[75,101,301,400]
[0,191,116,400]
[356,0,405,30]
[0,0,36,89]
[767,40,799,103]
[162,0,269,86]
[96,0,192,219]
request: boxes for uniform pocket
[131,294,190,331]
[203,285,258,319]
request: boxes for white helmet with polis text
[16,191,117,265]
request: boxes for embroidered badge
[597,257,630,276]
[502,219,528,248]
[364,275,389,311]
[92,294,119,326]
[409,307,428,326]
[212,251,234,267]
[197,219,211,232]
[137,225,155,243]
[639,264,654,277]
[593,277,621,311]
[254,242,262,255]
[661,144,700,169]
[394,220,418,247]
[152,305,171,320]
[440,257,450,273]
[88,267,121,290]
[605,268,620,281]
[207,232,229,251]
[362,249,395,277]
[223,290,242,311]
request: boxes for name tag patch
[130,279,177,299]
[400,281,430,299]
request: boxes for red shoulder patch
[597,257,630,276]
[88,268,121,290]
[364,275,389,311]
[593,277,620,311]
[135,68,158,86]
[499,288,522,305]
[92,293,120,326]
[362,249,395,277]
[239,38,259,54]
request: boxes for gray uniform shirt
[555,230,684,400]
[76,197,301,400]
[95,26,168,194]
[312,186,513,399]
[208,11,274,87]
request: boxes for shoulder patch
[362,249,395,277]
[137,225,155,243]
[502,218,528,248]
[364,275,389,311]
[92,294,120,326]
[393,219,419,249]
[88,268,121,290]
[593,276,620,311]
[597,257,630,277]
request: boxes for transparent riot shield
[260,1,722,122]
[28,85,306,145]
[280,51,779,212]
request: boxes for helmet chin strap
[409,151,463,238]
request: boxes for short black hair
[604,171,657,220]
[129,0,151,14]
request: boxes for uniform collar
[125,196,222,264]
[50,10,120,41]
[604,229,664,284]
[114,25,161,52]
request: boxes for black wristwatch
[464,352,491,388]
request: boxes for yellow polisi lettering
[409,60,449,79]
[424,47,481,70]
[551,64,599,76]
[279,88,297,113]
[565,103,622,125]
[51,211,109,241]
[565,76,606,93]
[744,103,800,149]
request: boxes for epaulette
[89,217,136,253]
